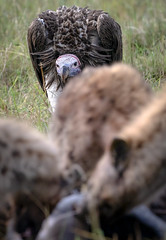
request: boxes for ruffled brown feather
[27,6,122,91]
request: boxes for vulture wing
[86,11,122,65]
[27,10,58,91]
[97,13,122,61]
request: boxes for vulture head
[27,6,122,111]
[56,54,81,87]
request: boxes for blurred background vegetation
[0,0,166,132]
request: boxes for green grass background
[0,0,166,132]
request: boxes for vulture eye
[56,64,59,68]
[73,62,78,67]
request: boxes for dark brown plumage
[27,6,122,111]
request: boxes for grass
[0,1,166,239]
[0,0,166,132]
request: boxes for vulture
[50,63,153,179]
[27,6,122,111]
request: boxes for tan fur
[0,118,81,206]
[51,63,152,178]
[0,118,59,205]
[0,118,85,239]
[85,90,166,217]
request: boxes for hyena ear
[110,138,130,177]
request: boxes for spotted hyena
[85,90,166,219]
[51,63,153,180]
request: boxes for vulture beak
[61,65,70,83]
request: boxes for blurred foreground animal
[37,87,166,240]
[84,89,166,221]
[0,119,83,239]
[51,63,152,179]
[27,6,122,111]
[0,118,81,203]
[3,65,166,240]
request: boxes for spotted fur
[51,63,152,179]
[0,118,85,239]
[84,89,166,219]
